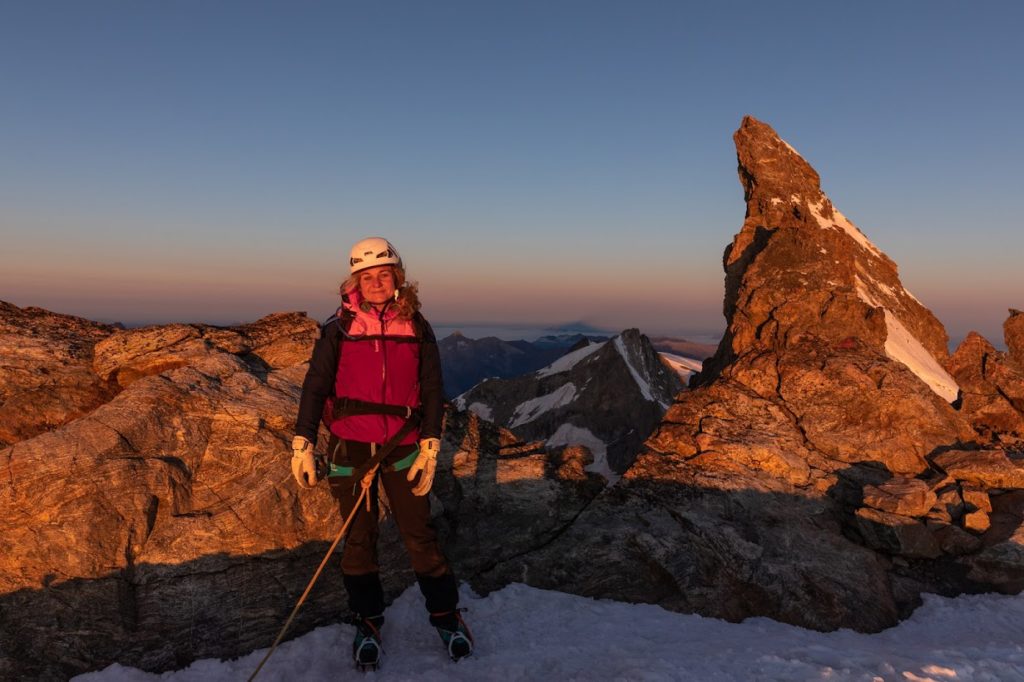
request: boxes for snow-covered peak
[613,333,674,409]
[508,383,578,429]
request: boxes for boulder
[947,329,1024,446]
[963,510,991,533]
[963,513,1024,593]
[93,324,213,386]
[0,344,342,680]
[862,478,937,517]
[932,524,982,555]
[1006,309,1024,362]
[961,485,993,513]
[931,449,1024,489]
[854,507,942,559]
[926,485,964,525]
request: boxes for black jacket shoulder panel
[416,315,445,439]
[294,316,343,444]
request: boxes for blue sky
[1,1,1021,344]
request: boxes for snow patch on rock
[855,275,884,308]
[614,336,663,407]
[659,352,702,382]
[883,310,960,403]
[853,277,958,403]
[809,199,883,258]
[545,423,618,484]
[536,342,606,378]
[466,402,492,421]
[509,383,577,428]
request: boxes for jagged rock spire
[701,116,955,402]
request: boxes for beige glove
[291,435,317,488]
[407,437,440,496]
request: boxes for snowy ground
[75,583,1024,682]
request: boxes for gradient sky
[2,1,1021,345]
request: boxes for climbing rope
[247,469,376,681]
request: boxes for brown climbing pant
[327,438,450,578]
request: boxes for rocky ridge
[437,332,603,398]
[472,117,1024,632]
[945,309,1024,451]
[0,309,342,679]
[0,302,118,447]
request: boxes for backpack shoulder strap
[332,309,356,353]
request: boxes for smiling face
[357,265,397,306]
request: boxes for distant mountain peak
[456,328,682,477]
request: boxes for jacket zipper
[379,306,389,441]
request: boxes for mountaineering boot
[431,610,474,661]
[352,614,384,671]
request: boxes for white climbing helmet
[348,236,402,274]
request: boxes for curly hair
[340,265,421,320]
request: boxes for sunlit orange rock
[947,327,1024,447]
[0,302,119,447]
[0,303,604,679]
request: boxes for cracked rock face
[484,117,1024,633]
[0,302,604,680]
[0,305,342,680]
[946,320,1024,450]
[0,302,119,447]
[434,411,606,587]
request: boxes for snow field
[852,276,960,403]
[75,583,1024,681]
[545,422,618,484]
[508,382,577,428]
[466,402,493,421]
[658,352,703,382]
[809,198,884,259]
[881,310,960,403]
[614,336,663,407]
[536,341,606,378]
